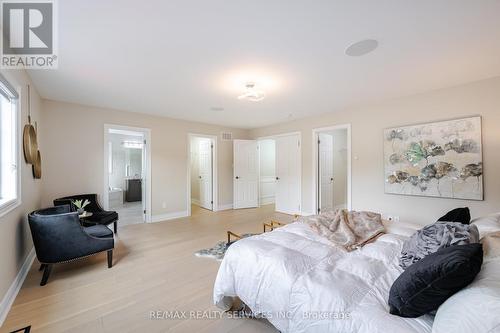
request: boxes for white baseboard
[191,198,200,206]
[151,210,189,223]
[0,247,35,326]
[259,196,275,205]
[218,203,233,211]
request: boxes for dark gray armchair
[28,205,114,286]
[54,194,119,233]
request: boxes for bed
[213,219,434,333]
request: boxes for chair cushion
[85,211,118,225]
[84,225,114,238]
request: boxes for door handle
[235,176,240,179]
[199,176,202,179]
[276,177,280,180]
[330,177,334,182]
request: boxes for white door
[318,133,334,213]
[233,140,259,209]
[199,139,213,210]
[141,137,147,221]
[275,134,301,215]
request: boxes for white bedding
[213,220,434,333]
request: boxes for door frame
[187,133,218,216]
[103,124,152,223]
[312,124,352,215]
[257,131,302,214]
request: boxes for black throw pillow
[437,207,471,224]
[388,243,483,318]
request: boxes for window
[0,74,20,216]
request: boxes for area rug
[195,234,258,261]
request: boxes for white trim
[260,196,275,205]
[0,247,35,326]
[151,210,189,223]
[0,81,22,218]
[218,203,233,211]
[257,131,302,141]
[0,199,21,218]
[103,124,152,223]
[312,124,352,214]
[187,133,218,216]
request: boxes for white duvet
[213,220,434,333]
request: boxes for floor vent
[221,132,233,141]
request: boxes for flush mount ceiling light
[238,82,265,102]
[345,39,379,57]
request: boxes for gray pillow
[399,221,479,270]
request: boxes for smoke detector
[345,39,379,57]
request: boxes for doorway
[103,125,152,225]
[188,134,217,215]
[313,125,351,215]
[233,133,301,214]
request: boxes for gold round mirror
[23,121,38,164]
[32,150,41,179]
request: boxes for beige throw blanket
[303,209,385,251]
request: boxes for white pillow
[432,257,500,333]
[482,231,500,260]
[382,219,421,237]
[471,213,500,239]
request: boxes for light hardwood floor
[113,202,144,227]
[2,205,294,333]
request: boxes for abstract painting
[384,116,483,200]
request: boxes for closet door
[275,134,301,215]
[319,133,334,212]
[233,140,259,209]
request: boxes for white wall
[332,129,348,209]
[250,76,500,224]
[259,139,276,205]
[189,138,200,204]
[40,100,249,218]
[0,70,43,314]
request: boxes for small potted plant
[73,199,91,215]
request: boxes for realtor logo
[1,0,58,69]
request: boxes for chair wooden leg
[40,264,52,286]
[113,221,117,234]
[107,250,113,268]
[39,263,46,271]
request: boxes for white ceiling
[28,0,500,129]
